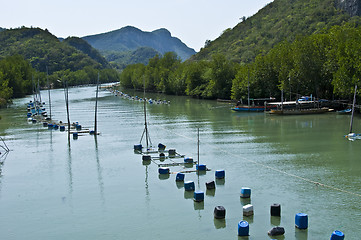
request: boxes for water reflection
[270,216,281,226]
[215,178,225,186]
[94,136,105,205]
[206,188,215,197]
[240,198,251,206]
[158,174,170,180]
[67,140,73,197]
[193,201,204,210]
[184,191,193,200]
[295,229,308,240]
[175,181,184,189]
[213,218,226,229]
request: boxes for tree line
[120,23,361,102]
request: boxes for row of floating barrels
[42,122,96,138]
[159,166,345,239]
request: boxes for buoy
[73,132,78,139]
[295,213,308,229]
[271,203,281,217]
[168,149,176,156]
[240,187,251,198]
[53,124,59,130]
[89,130,95,135]
[243,204,254,216]
[60,126,65,131]
[158,167,170,174]
[238,221,249,236]
[214,206,226,219]
[215,169,225,179]
[48,123,53,129]
[206,181,215,190]
[268,226,285,236]
[184,181,195,191]
[184,157,193,164]
[176,172,185,181]
[330,230,345,240]
[134,144,142,151]
[142,155,151,161]
[76,125,82,131]
[43,122,48,127]
[196,164,207,171]
[158,143,166,151]
[193,191,204,202]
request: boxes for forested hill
[82,26,196,61]
[0,27,110,72]
[192,0,361,63]
[0,27,5,32]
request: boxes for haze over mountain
[82,26,196,66]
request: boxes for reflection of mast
[67,140,73,201]
[140,78,152,149]
[94,137,104,205]
[94,73,99,135]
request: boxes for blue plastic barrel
[184,181,195,191]
[176,172,185,181]
[330,230,345,240]
[43,122,48,127]
[53,124,59,130]
[134,144,142,151]
[215,170,225,179]
[48,124,53,129]
[158,167,170,174]
[240,187,251,198]
[73,132,78,139]
[76,125,82,131]
[196,164,206,171]
[184,157,193,164]
[193,191,204,202]
[295,213,308,229]
[89,130,95,135]
[60,126,65,131]
[27,113,32,117]
[238,221,249,236]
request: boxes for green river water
[0,86,360,239]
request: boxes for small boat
[269,107,329,115]
[345,85,360,141]
[232,98,276,112]
[337,109,352,114]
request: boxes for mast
[65,80,70,135]
[94,72,99,135]
[197,128,200,174]
[140,78,152,149]
[47,67,52,120]
[349,85,357,133]
[247,70,250,109]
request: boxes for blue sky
[1,0,273,51]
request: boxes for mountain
[82,26,196,62]
[0,27,5,32]
[0,27,109,72]
[192,0,361,63]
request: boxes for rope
[151,124,361,198]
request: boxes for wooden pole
[197,128,200,173]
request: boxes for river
[0,85,360,239]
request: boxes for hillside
[0,27,109,73]
[82,26,196,62]
[192,0,361,63]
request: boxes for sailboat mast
[47,67,52,120]
[349,85,357,133]
[94,72,99,134]
[197,128,200,172]
[144,81,149,149]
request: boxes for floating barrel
[176,172,185,181]
[73,132,78,139]
[238,221,249,236]
[184,157,193,164]
[271,203,281,217]
[134,144,142,151]
[159,152,165,158]
[53,124,59,130]
[214,206,226,219]
[184,181,195,191]
[158,167,170,174]
[142,155,151,161]
[60,126,65,131]
[268,226,285,236]
[43,122,48,127]
[48,124,53,129]
[76,125,82,131]
[32,119,37,123]
[89,130,95,135]
[193,191,204,202]
[27,113,32,117]
[215,169,225,179]
[196,164,207,171]
[206,181,215,190]
[168,149,176,156]
[240,187,251,198]
[330,230,345,240]
[295,213,308,229]
[243,204,254,216]
[158,143,166,151]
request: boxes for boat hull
[269,108,329,115]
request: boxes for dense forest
[120,23,361,102]
[0,27,120,107]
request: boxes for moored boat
[269,107,329,115]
